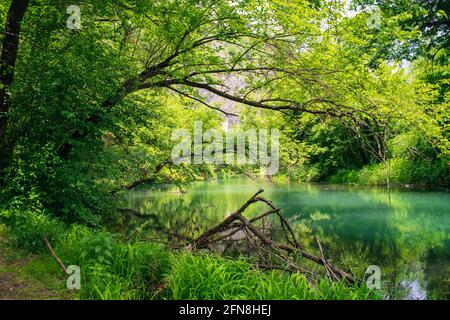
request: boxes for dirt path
[0,235,74,300]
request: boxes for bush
[329,169,360,184]
[58,227,172,300]
[5,210,66,253]
[357,158,449,185]
[328,157,449,186]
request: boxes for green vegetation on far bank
[327,158,449,186]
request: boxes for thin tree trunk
[0,0,30,170]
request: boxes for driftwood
[193,189,358,285]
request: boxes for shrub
[358,158,449,185]
[5,209,66,253]
[60,231,172,300]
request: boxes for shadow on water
[121,177,450,300]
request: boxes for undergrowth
[0,211,383,300]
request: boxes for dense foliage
[0,0,448,224]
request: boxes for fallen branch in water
[193,189,358,285]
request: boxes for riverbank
[0,221,382,300]
[266,159,449,189]
[325,159,449,187]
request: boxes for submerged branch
[193,189,358,285]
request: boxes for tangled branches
[193,189,358,285]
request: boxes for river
[124,177,450,300]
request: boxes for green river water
[124,177,450,300]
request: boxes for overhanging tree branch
[167,86,238,117]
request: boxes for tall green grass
[163,252,382,300]
[57,226,172,300]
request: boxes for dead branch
[43,237,68,275]
[193,189,358,285]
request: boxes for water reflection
[123,177,450,299]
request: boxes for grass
[162,252,382,300]
[77,242,172,300]
[0,225,74,300]
[0,222,383,300]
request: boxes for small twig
[316,238,340,282]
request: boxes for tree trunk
[0,0,30,171]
